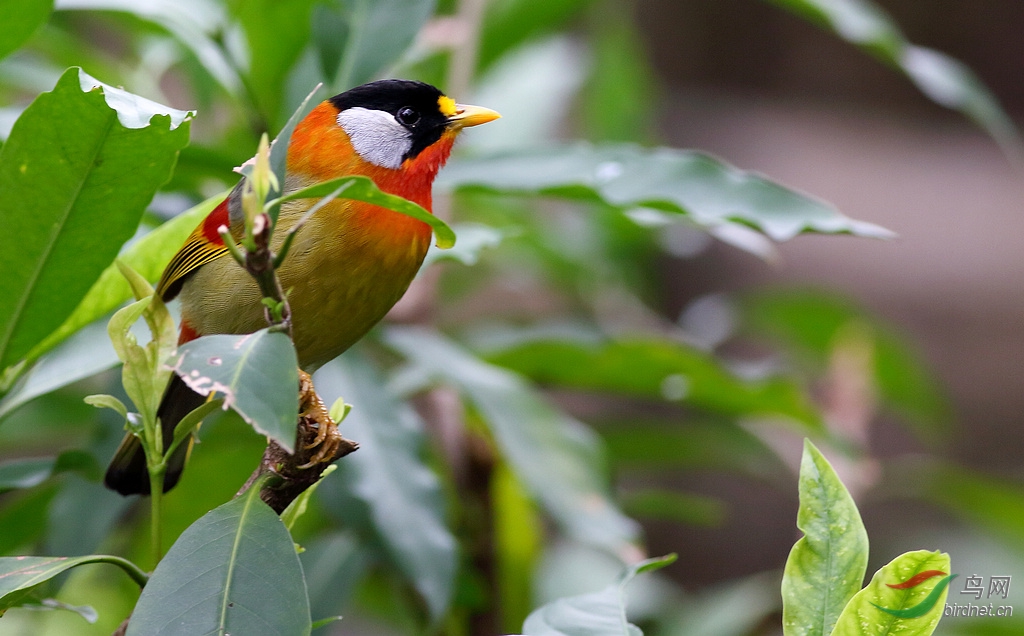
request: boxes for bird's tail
[104,374,206,496]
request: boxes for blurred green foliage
[0,0,1021,634]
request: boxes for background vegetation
[0,0,1020,634]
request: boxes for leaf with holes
[0,67,191,372]
[171,329,299,453]
[126,485,310,635]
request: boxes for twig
[237,411,359,514]
[230,171,356,513]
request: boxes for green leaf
[830,550,951,636]
[0,458,57,492]
[58,0,240,95]
[385,327,640,555]
[226,0,318,125]
[107,297,163,424]
[172,329,299,452]
[274,175,456,249]
[437,143,893,242]
[313,351,456,621]
[741,289,950,438]
[782,439,869,636]
[765,0,1022,160]
[321,0,436,91]
[0,67,191,371]
[485,337,822,430]
[267,84,324,225]
[83,394,128,420]
[300,531,371,625]
[311,615,343,630]
[520,554,677,636]
[26,193,223,362]
[126,486,311,636]
[0,320,117,421]
[0,485,58,555]
[0,0,53,61]
[478,0,594,72]
[281,464,336,533]
[0,555,148,613]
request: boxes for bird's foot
[297,370,345,468]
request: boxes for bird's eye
[396,107,420,127]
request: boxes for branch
[228,136,358,515]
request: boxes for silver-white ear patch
[336,107,413,169]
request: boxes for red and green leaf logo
[873,570,957,618]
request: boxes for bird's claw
[297,370,344,468]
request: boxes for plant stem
[91,555,151,589]
[147,464,164,563]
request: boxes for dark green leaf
[485,337,822,430]
[313,351,456,621]
[0,555,148,613]
[172,329,299,453]
[438,144,893,241]
[27,193,222,362]
[765,0,1022,160]
[521,554,676,636]
[830,550,951,636]
[0,485,57,556]
[0,0,53,61]
[274,175,456,248]
[43,475,131,558]
[322,0,436,91]
[781,439,868,636]
[126,486,311,635]
[385,327,640,555]
[0,67,191,371]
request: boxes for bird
[104,79,500,496]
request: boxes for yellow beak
[448,103,501,128]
